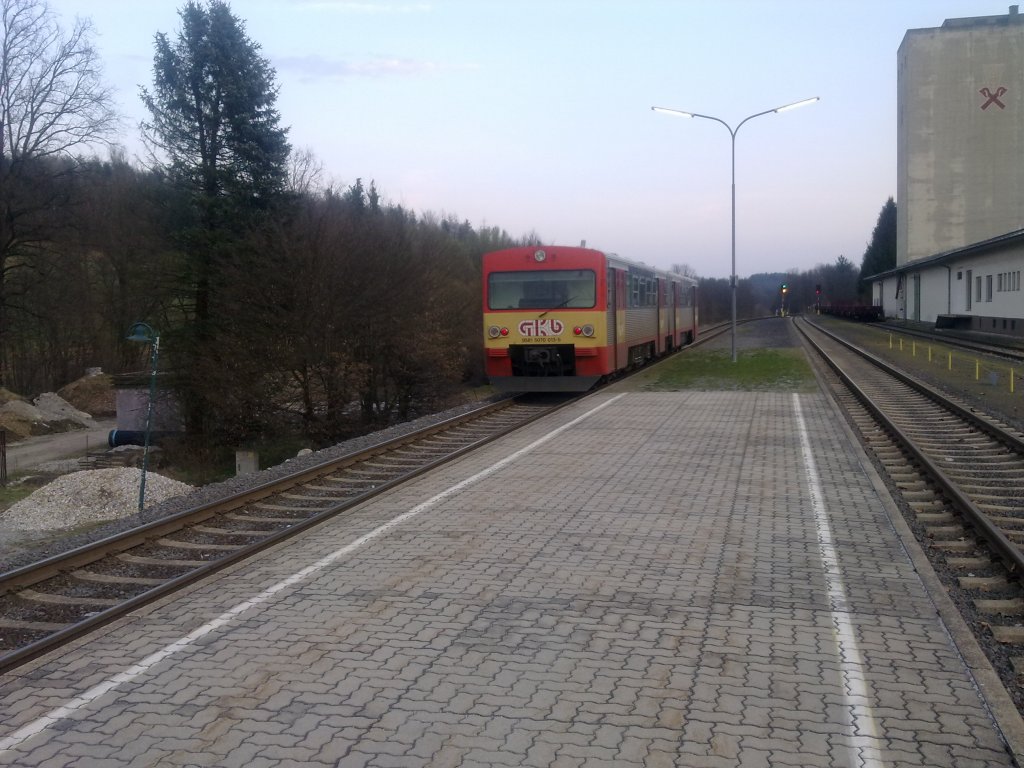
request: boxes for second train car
[482,246,698,392]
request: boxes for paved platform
[1,391,1022,767]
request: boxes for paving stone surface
[0,391,1018,767]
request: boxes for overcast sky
[47,0,990,278]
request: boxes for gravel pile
[3,469,192,532]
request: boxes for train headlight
[488,325,502,338]
[582,324,594,337]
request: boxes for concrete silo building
[871,6,1024,335]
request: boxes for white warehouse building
[870,6,1024,336]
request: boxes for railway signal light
[816,284,821,295]
[781,282,788,294]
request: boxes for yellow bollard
[976,359,980,380]
[1013,368,1016,394]
[889,333,893,349]
[949,352,952,370]
[928,346,932,363]
[900,338,904,351]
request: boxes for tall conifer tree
[140,0,290,435]
[859,197,897,288]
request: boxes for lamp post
[651,97,819,362]
[127,322,160,513]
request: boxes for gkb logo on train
[518,318,564,338]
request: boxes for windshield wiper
[538,296,576,318]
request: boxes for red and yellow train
[482,246,698,391]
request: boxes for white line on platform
[0,394,626,756]
[793,393,885,768]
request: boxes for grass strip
[633,348,818,392]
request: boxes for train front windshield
[488,270,596,310]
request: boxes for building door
[966,269,972,311]
[912,274,921,321]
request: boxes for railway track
[0,396,565,673]
[797,316,1024,703]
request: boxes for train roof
[483,245,695,283]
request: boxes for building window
[995,271,1021,292]
[976,276,982,302]
[986,275,993,302]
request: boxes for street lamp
[127,322,160,513]
[651,97,819,362]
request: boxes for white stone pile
[2,468,192,531]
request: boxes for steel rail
[796,318,1024,577]
[806,317,1024,453]
[1,398,518,593]
[0,396,565,673]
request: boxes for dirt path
[4,420,116,475]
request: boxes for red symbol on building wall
[980,87,1007,110]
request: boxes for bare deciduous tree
[0,0,118,159]
[287,147,325,197]
[0,0,119,385]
